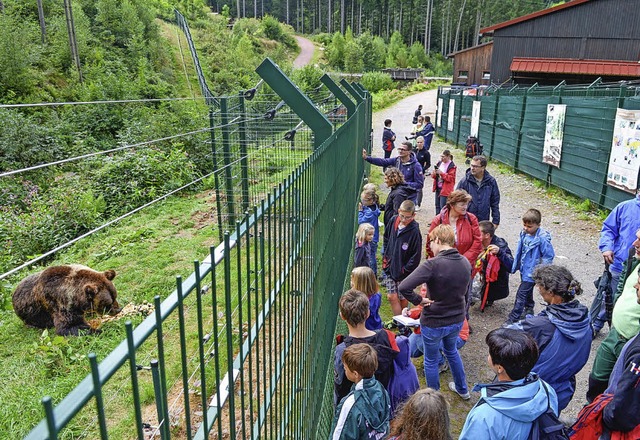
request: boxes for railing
[437,80,640,210]
[23,63,371,439]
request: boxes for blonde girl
[389,388,453,440]
[354,223,374,270]
[359,188,381,274]
[350,266,382,330]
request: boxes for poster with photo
[437,98,443,127]
[542,104,567,167]
[607,108,640,193]
[447,99,455,132]
[470,101,481,138]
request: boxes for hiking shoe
[438,362,449,374]
[448,382,471,400]
[521,307,534,319]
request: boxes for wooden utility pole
[63,0,83,82]
[36,0,46,43]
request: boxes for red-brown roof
[480,0,592,34]
[510,57,640,77]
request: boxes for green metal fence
[437,81,640,209]
[24,67,371,439]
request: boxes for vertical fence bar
[488,90,500,158]
[236,220,247,440]
[88,353,108,439]
[42,397,58,440]
[220,97,237,226]
[175,277,193,439]
[193,261,209,438]
[209,246,223,440]
[150,360,166,439]
[154,295,171,440]
[238,92,250,211]
[210,108,224,243]
[125,322,145,440]
[223,232,236,439]
[246,210,255,435]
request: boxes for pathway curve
[293,35,315,68]
[371,89,606,424]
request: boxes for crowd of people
[329,107,640,439]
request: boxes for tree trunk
[286,0,290,24]
[351,0,355,34]
[453,0,467,53]
[474,0,483,46]
[63,0,83,82]
[36,0,46,43]
[341,0,345,33]
[254,0,257,17]
[328,0,331,33]
[318,0,321,32]
[236,0,241,17]
[358,0,362,34]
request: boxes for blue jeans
[434,187,447,215]
[508,281,535,322]
[369,241,379,276]
[409,332,466,366]
[421,322,468,393]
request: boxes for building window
[458,70,468,79]
[482,71,491,80]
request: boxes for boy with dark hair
[460,328,559,440]
[331,344,391,440]
[382,200,422,315]
[474,220,514,306]
[382,118,396,160]
[334,290,399,406]
[505,208,555,325]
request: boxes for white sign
[447,99,455,132]
[437,98,443,127]
[542,104,567,167]
[607,108,640,193]
[470,101,481,138]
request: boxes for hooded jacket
[598,195,640,274]
[456,168,501,225]
[603,333,640,432]
[388,335,419,415]
[431,160,456,196]
[460,374,559,440]
[511,301,592,411]
[365,153,424,194]
[512,227,555,282]
[331,377,390,440]
[381,184,414,230]
[334,330,399,406]
[358,203,381,243]
[382,216,422,282]
[382,126,395,152]
[486,235,514,302]
[415,122,435,149]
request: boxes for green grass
[372,80,450,112]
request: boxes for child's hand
[487,244,499,255]
[402,307,410,317]
[421,298,434,307]
[358,202,363,211]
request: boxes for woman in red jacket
[431,150,456,214]
[427,190,483,266]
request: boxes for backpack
[465,136,483,158]
[528,381,569,440]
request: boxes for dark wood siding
[453,43,493,85]
[490,0,640,84]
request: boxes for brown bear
[12,264,121,336]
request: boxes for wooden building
[453,0,640,86]
[449,41,493,86]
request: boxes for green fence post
[320,75,356,118]
[210,109,224,242]
[340,79,364,104]
[514,83,537,170]
[220,97,237,227]
[455,93,463,147]
[238,92,250,211]
[256,58,332,149]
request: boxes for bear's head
[84,269,121,316]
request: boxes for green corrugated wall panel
[459,96,474,142]
[478,95,497,156]
[492,95,523,166]
[438,94,450,141]
[518,96,558,182]
[549,96,617,203]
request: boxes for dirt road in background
[293,36,315,68]
[370,89,606,434]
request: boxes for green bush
[361,71,393,93]
[91,148,197,216]
[291,65,324,93]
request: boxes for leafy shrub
[291,65,323,93]
[361,71,393,93]
[91,148,197,216]
[260,15,296,48]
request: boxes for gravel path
[293,35,315,68]
[370,88,607,434]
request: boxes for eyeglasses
[398,213,414,220]
[470,164,484,169]
[397,148,408,152]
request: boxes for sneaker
[438,362,449,374]
[502,319,516,328]
[415,205,422,212]
[521,307,534,319]
[448,382,471,400]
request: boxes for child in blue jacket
[358,188,381,274]
[506,209,555,325]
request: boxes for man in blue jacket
[362,143,424,204]
[456,155,500,227]
[594,192,640,334]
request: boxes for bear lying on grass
[12,264,121,336]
